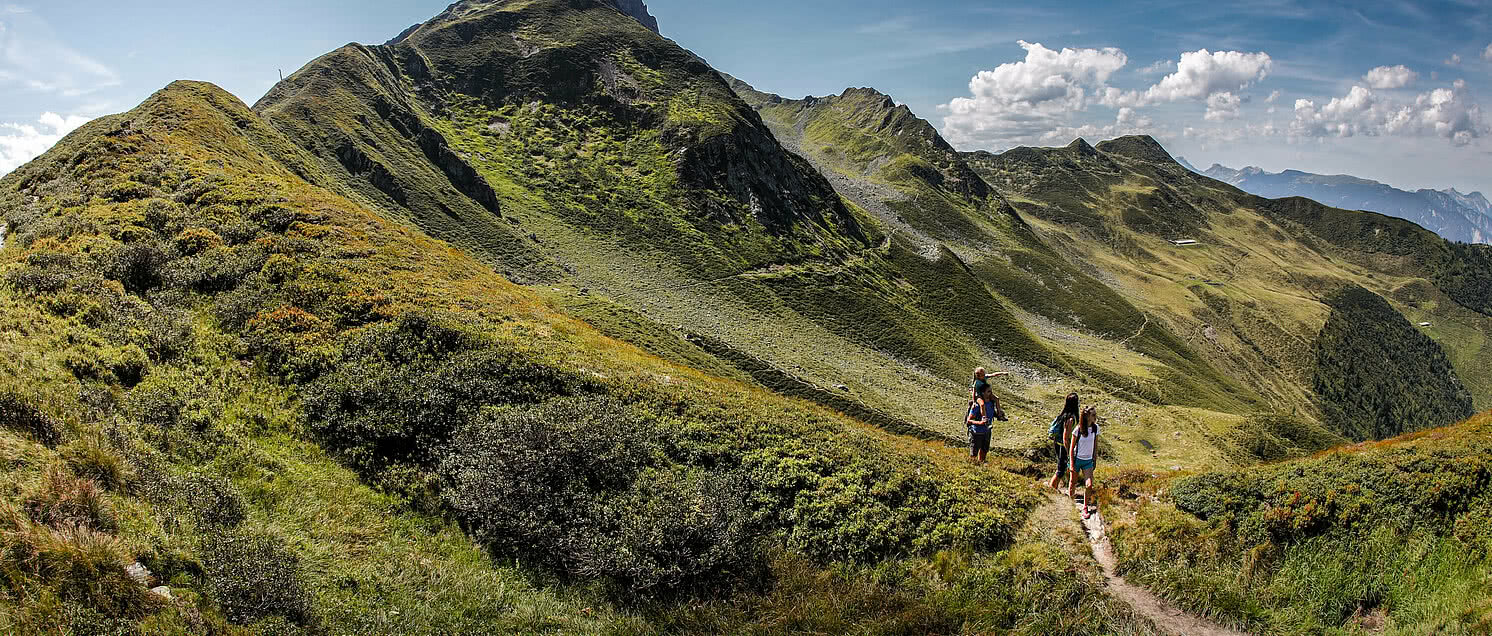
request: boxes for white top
[1074,426,1099,460]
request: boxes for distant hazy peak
[607,0,660,34]
[1203,162,1492,244]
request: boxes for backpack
[1047,414,1067,443]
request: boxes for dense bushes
[200,530,315,627]
[300,314,590,474]
[1171,426,1492,548]
[1312,286,1474,440]
[1111,412,1492,632]
[1439,242,1492,317]
[0,390,62,447]
[296,311,1029,596]
[442,398,758,593]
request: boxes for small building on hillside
[1170,239,1200,247]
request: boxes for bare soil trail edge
[1052,493,1248,636]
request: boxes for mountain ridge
[1205,162,1492,245]
[3,1,1492,632]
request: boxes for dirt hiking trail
[1052,492,1248,636]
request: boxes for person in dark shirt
[1048,393,1080,494]
[966,385,998,464]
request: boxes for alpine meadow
[1,1,1491,634]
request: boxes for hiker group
[965,368,1100,519]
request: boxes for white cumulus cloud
[1038,107,1159,145]
[0,112,91,175]
[1142,49,1273,102]
[1363,65,1417,89]
[1445,53,1462,66]
[1484,43,1492,62]
[940,40,1128,145]
[1205,92,1244,121]
[1100,48,1272,122]
[1290,80,1487,146]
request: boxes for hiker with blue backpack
[1047,393,1080,494]
[966,367,1008,464]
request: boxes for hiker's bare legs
[1081,468,1095,512]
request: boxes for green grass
[0,67,1131,633]
[1106,411,1492,634]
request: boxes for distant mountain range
[1195,162,1492,245]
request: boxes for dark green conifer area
[1312,286,1474,441]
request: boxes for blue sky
[3,0,1491,196]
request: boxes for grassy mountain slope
[0,72,1157,633]
[1105,409,1492,633]
[254,0,1212,448]
[727,78,1270,466]
[252,0,1008,442]
[963,136,1492,431]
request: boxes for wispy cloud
[0,4,121,97]
[1137,59,1176,75]
[0,111,92,175]
[855,16,917,36]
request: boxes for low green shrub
[200,529,314,627]
[441,398,759,594]
[0,390,62,447]
[1112,413,1492,632]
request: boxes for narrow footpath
[1052,493,1247,636]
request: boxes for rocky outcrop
[335,140,408,207]
[415,127,501,215]
[607,0,660,34]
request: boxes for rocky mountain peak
[838,87,897,109]
[1094,135,1178,165]
[1065,137,1100,157]
[607,0,659,34]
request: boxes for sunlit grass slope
[0,76,1150,633]
[963,135,1492,437]
[1105,410,1492,634]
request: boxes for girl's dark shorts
[970,432,991,455]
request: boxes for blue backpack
[1048,414,1068,443]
